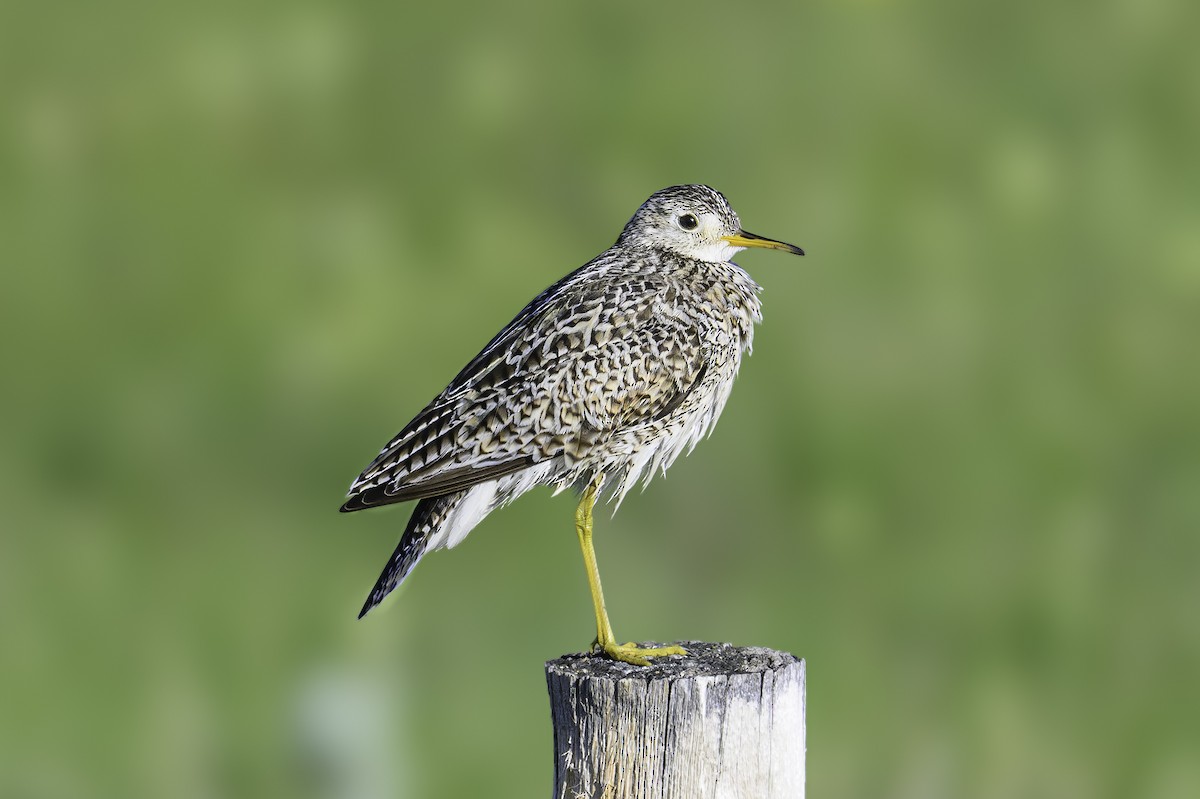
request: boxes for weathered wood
[546,642,805,799]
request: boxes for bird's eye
[678,213,699,231]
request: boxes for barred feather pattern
[344,185,773,616]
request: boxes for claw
[603,641,687,666]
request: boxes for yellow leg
[574,475,687,666]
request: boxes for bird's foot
[594,639,687,667]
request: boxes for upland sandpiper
[342,184,803,665]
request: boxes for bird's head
[617,184,804,263]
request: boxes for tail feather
[357,493,464,618]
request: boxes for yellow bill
[722,230,805,256]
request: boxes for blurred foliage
[2,0,1198,797]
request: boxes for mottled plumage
[342,185,803,634]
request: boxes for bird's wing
[342,258,608,510]
[341,338,549,510]
[342,258,707,511]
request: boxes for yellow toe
[602,641,687,666]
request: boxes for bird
[341,184,804,665]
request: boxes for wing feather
[342,251,710,511]
[342,256,615,509]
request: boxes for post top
[546,641,802,681]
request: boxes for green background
[2,1,1197,797]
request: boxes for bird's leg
[574,476,687,666]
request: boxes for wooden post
[546,642,805,799]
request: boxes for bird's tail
[357,493,464,618]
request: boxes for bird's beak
[722,230,805,256]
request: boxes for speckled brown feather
[342,185,799,616]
